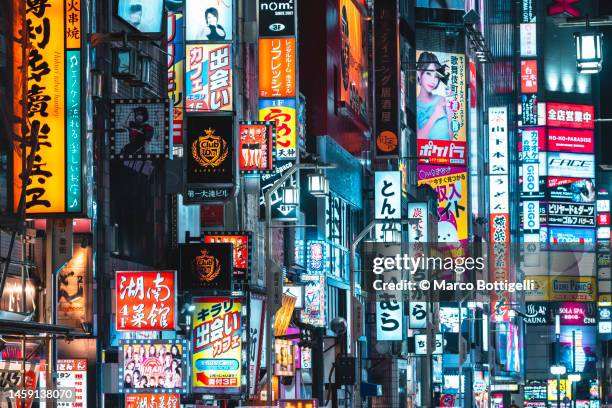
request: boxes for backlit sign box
[547,152,595,179]
[547,128,594,154]
[546,103,594,129]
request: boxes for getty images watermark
[371,254,537,293]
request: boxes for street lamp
[307,173,329,197]
[264,163,336,406]
[550,365,567,376]
[574,30,603,74]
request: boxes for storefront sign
[306,241,329,275]
[524,380,547,400]
[549,226,596,248]
[125,394,180,408]
[202,231,252,279]
[374,171,402,241]
[259,38,296,98]
[417,140,466,165]
[521,60,538,93]
[376,298,403,341]
[185,44,233,112]
[523,201,540,230]
[0,360,44,408]
[239,121,275,173]
[556,301,596,325]
[409,302,427,329]
[192,297,242,394]
[546,103,594,129]
[248,294,265,398]
[258,0,296,37]
[118,339,188,393]
[521,93,538,126]
[550,276,597,301]
[12,0,84,216]
[279,401,318,408]
[522,163,540,194]
[301,275,325,326]
[116,271,177,331]
[521,128,542,163]
[259,99,297,160]
[259,160,298,220]
[547,152,595,179]
[547,202,595,227]
[524,302,550,325]
[179,243,234,291]
[57,359,87,407]
[56,243,90,329]
[547,128,594,153]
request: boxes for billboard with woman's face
[186,0,233,41]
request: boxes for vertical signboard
[341,0,368,122]
[248,294,265,398]
[301,275,325,326]
[239,121,276,173]
[373,0,399,158]
[57,359,87,407]
[58,244,91,329]
[192,297,242,394]
[374,171,401,241]
[12,0,83,216]
[168,11,185,144]
[185,44,233,112]
[259,38,296,98]
[259,99,297,160]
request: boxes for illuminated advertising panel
[259,160,298,220]
[168,12,185,144]
[58,244,91,329]
[416,51,466,147]
[547,202,595,228]
[521,93,538,126]
[522,163,540,194]
[239,121,275,173]
[547,128,594,153]
[116,271,177,331]
[520,23,537,56]
[521,60,538,93]
[521,128,542,163]
[125,394,180,408]
[341,0,368,121]
[274,339,295,376]
[546,103,594,129]
[118,339,188,393]
[524,380,547,400]
[301,275,325,326]
[185,0,233,41]
[259,0,296,37]
[12,0,84,216]
[202,231,252,278]
[559,326,597,373]
[523,201,540,231]
[549,227,596,249]
[549,276,597,301]
[306,240,330,275]
[117,0,164,32]
[548,177,596,203]
[192,297,242,394]
[547,152,595,179]
[417,139,466,165]
[259,38,296,98]
[556,302,596,325]
[186,44,233,112]
[409,302,428,329]
[57,359,87,407]
[179,243,234,291]
[488,107,508,174]
[374,171,401,241]
[110,99,170,159]
[259,99,297,160]
[418,165,468,248]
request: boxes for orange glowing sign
[259,38,296,98]
[339,0,368,119]
[520,60,538,93]
[125,394,180,408]
[116,271,177,331]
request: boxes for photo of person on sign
[416,51,452,141]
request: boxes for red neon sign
[548,0,581,17]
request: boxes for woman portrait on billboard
[416,51,452,141]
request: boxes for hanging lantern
[574,31,603,74]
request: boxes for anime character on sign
[417,52,452,141]
[195,248,221,283]
[192,128,229,168]
[120,106,155,155]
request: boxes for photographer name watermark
[372,278,538,293]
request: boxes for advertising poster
[0,360,44,408]
[239,121,275,173]
[179,243,234,292]
[117,0,164,32]
[259,38,296,98]
[259,98,297,160]
[192,297,242,394]
[110,99,170,159]
[341,0,368,121]
[12,0,83,216]
[418,165,469,249]
[184,115,235,201]
[185,0,233,41]
[118,339,188,393]
[116,271,177,331]
[248,294,265,398]
[274,339,295,376]
[125,394,180,408]
[546,103,594,129]
[185,44,233,112]
[202,231,252,278]
[547,128,594,153]
[416,51,466,152]
[301,275,325,326]
[168,12,185,144]
[259,0,296,37]
[57,359,87,407]
[57,244,91,329]
[547,178,596,203]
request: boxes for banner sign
[547,128,594,153]
[126,394,180,408]
[179,243,234,292]
[186,44,233,112]
[258,0,296,37]
[547,152,595,179]
[259,38,296,98]
[521,128,542,163]
[57,359,87,407]
[184,115,235,202]
[116,271,177,331]
[239,121,275,173]
[259,98,297,160]
[12,0,84,216]
[417,140,466,165]
[192,297,242,394]
[168,12,185,144]
[548,177,596,203]
[202,231,252,279]
[301,275,325,327]
[547,202,595,227]
[546,103,594,129]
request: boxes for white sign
[523,200,540,230]
[598,227,611,240]
[547,152,595,179]
[409,301,428,329]
[488,107,508,175]
[489,175,509,214]
[57,359,87,408]
[521,129,539,163]
[376,299,403,341]
[408,203,428,243]
[598,199,611,213]
[375,171,402,241]
[248,296,265,397]
[414,333,443,355]
[520,23,537,57]
[522,162,540,194]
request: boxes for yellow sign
[550,275,597,302]
[525,275,550,301]
[548,379,572,401]
[259,99,297,160]
[192,297,242,394]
